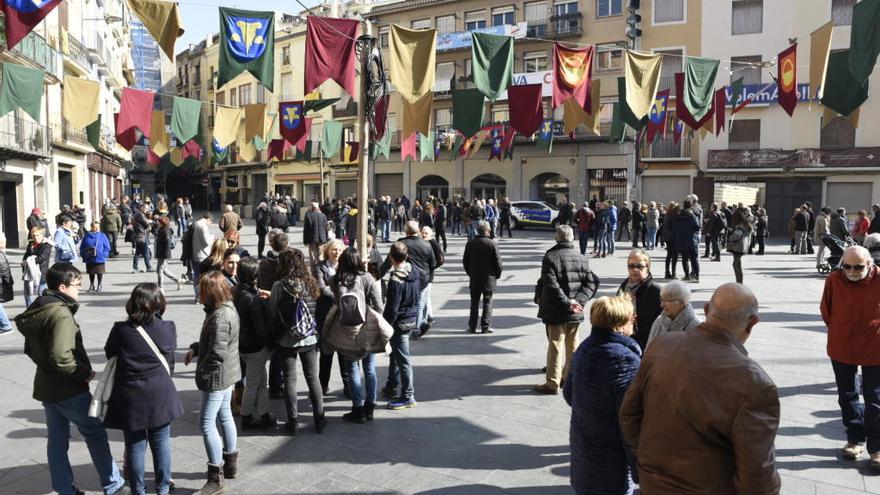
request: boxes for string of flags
[0,0,878,169]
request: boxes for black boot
[315,414,327,433]
[287,417,298,436]
[260,412,277,429]
[343,406,367,424]
[364,403,375,421]
[197,464,225,495]
[222,452,238,479]
[240,415,260,430]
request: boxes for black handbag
[1,275,14,303]
[124,228,134,243]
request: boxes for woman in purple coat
[104,284,183,495]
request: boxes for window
[282,45,291,65]
[596,44,624,70]
[435,62,456,92]
[462,59,475,89]
[525,1,549,37]
[435,108,452,129]
[216,92,225,106]
[656,49,682,91]
[411,18,432,30]
[524,50,549,72]
[732,0,762,35]
[821,116,856,149]
[229,88,237,107]
[193,64,201,84]
[436,15,455,34]
[465,10,487,31]
[654,0,685,23]
[492,104,509,124]
[597,0,623,18]
[379,27,390,48]
[256,84,265,104]
[281,72,293,99]
[832,0,855,26]
[492,6,515,26]
[728,119,760,149]
[208,66,215,89]
[731,55,762,85]
[238,84,251,106]
[554,0,580,34]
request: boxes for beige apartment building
[367,0,635,206]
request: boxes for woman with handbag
[80,222,111,293]
[103,283,183,495]
[330,249,385,423]
[270,249,326,435]
[184,271,241,494]
[23,226,51,308]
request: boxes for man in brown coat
[219,204,242,236]
[619,283,780,495]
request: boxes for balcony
[643,136,692,160]
[526,13,583,39]
[0,20,60,78]
[66,35,91,71]
[52,117,91,151]
[0,113,51,160]
[85,32,105,66]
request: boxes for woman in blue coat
[104,283,183,495]
[80,221,111,292]
[564,295,641,495]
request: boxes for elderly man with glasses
[821,245,880,468]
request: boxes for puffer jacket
[100,208,123,234]
[190,301,241,392]
[673,208,700,251]
[257,250,283,291]
[155,226,174,260]
[14,291,91,402]
[383,262,421,326]
[234,281,273,354]
[564,326,641,495]
[537,242,600,325]
[661,211,677,248]
[830,213,850,240]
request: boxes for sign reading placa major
[707,148,880,169]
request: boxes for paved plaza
[0,221,872,494]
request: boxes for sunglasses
[841,263,866,271]
[627,264,648,270]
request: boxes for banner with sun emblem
[218,7,274,91]
[279,101,307,146]
[777,44,797,117]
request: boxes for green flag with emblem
[218,8,274,91]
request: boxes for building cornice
[368,0,458,18]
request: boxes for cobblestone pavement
[0,221,870,494]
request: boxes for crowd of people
[13,188,880,495]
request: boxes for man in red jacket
[821,245,880,468]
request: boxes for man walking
[497,197,513,238]
[533,225,599,394]
[303,202,328,265]
[620,283,780,494]
[821,246,880,467]
[485,199,498,239]
[617,201,632,242]
[435,199,448,251]
[15,263,130,495]
[219,204,242,236]
[463,221,502,334]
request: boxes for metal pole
[319,147,325,203]
[356,20,371,256]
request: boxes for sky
[176,0,324,51]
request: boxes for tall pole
[356,19,371,256]
[319,147,325,203]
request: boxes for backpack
[337,276,367,327]
[277,288,316,341]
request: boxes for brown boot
[197,464,225,495]
[222,451,238,479]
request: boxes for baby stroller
[818,233,854,274]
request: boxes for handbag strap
[135,325,171,376]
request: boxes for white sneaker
[177,279,183,291]
[843,442,864,460]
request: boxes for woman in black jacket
[234,257,276,430]
[104,284,183,495]
[23,226,52,307]
[661,202,679,279]
[270,249,326,435]
[617,249,662,352]
[154,216,182,290]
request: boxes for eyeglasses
[627,264,648,270]
[841,263,867,271]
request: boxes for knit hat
[31,208,41,215]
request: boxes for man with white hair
[821,245,880,468]
[219,203,242,236]
[533,225,599,394]
[621,283,780,493]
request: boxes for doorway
[416,175,449,201]
[0,181,18,247]
[58,169,73,208]
[470,173,507,200]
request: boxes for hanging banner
[810,21,834,99]
[127,0,185,60]
[646,89,670,144]
[0,63,43,121]
[471,32,514,101]
[279,101,307,146]
[777,44,798,117]
[507,83,543,137]
[683,56,720,121]
[62,77,100,129]
[624,50,663,120]
[389,25,437,103]
[304,16,359,97]
[552,43,593,110]
[218,8,275,91]
[2,0,62,50]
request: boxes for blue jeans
[466,223,476,240]
[646,227,658,249]
[606,229,616,254]
[199,387,237,466]
[347,354,377,407]
[381,220,391,242]
[415,286,429,334]
[176,218,187,236]
[578,230,590,255]
[191,259,202,298]
[596,229,608,255]
[385,321,416,400]
[452,220,462,235]
[832,360,880,453]
[43,391,125,495]
[0,302,12,330]
[123,424,172,495]
[133,240,152,271]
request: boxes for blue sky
[177,0,323,50]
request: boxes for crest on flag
[280,102,304,130]
[225,14,269,61]
[7,0,50,14]
[646,89,670,144]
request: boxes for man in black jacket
[303,202,328,264]
[379,220,437,336]
[463,221,503,334]
[871,204,880,235]
[435,199,448,252]
[617,201,632,242]
[255,202,271,258]
[533,225,600,394]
